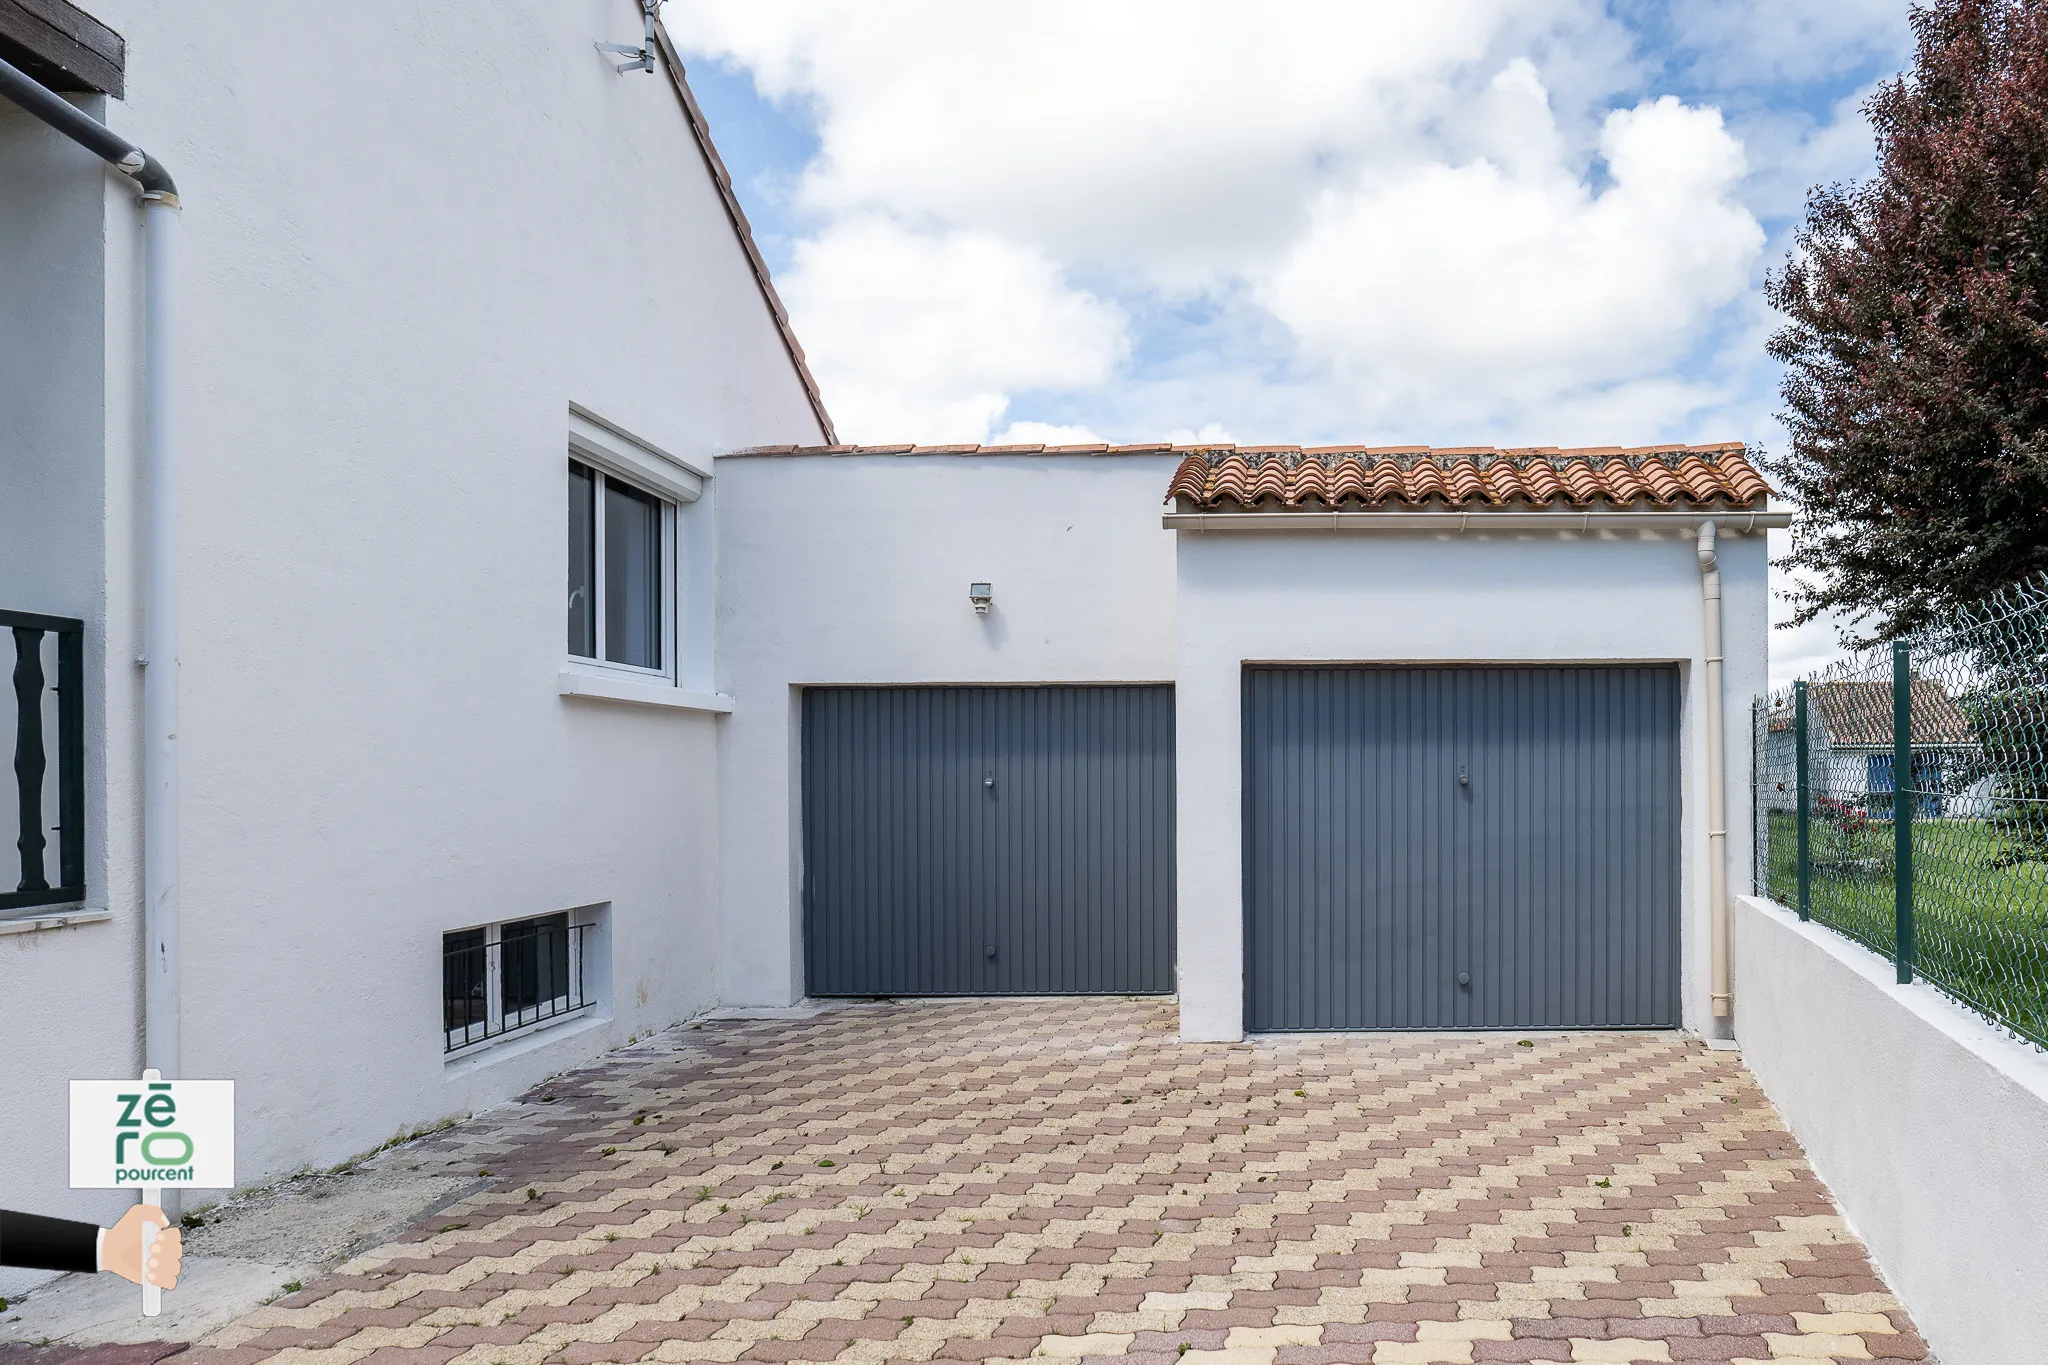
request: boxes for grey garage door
[1244,665,1679,1031]
[803,685,1175,996]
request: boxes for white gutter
[1697,521,1732,1025]
[0,58,183,1080]
[1163,509,1793,533]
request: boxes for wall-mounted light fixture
[969,582,994,615]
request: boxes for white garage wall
[713,452,1181,1006]
[1174,528,1769,1041]
[1,0,827,1209]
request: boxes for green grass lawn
[1762,812,2048,1049]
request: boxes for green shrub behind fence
[1753,574,2048,1050]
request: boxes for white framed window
[442,912,592,1054]
[568,460,677,679]
[561,405,713,696]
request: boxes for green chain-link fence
[1754,574,2048,1050]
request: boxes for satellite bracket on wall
[597,0,662,74]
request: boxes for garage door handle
[1458,765,1469,787]
[984,774,995,789]
[1457,972,1471,987]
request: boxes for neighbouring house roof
[1807,680,1977,749]
[1166,443,1770,512]
[650,19,837,444]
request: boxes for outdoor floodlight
[969,583,994,615]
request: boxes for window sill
[443,1009,607,1075]
[558,668,733,714]
[0,907,112,937]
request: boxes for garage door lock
[1457,972,1471,987]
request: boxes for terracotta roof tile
[1809,680,1976,748]
[1166,442,1769,512]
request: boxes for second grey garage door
[1244,665,1679,1031]
[803,685,1174,996]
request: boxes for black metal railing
[442,915,591,1052]
[4,610,84,913]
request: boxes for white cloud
[992,421,1109,445]
[672,0,1866,454]
[1259,78,1764,421]
[1667,0,1910,86]
[1737,82,1886,228]
[778,216,1127,444]
[670,0,1604,283]
[1767,532,1859,688]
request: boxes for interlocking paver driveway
[192,999,1928,1365]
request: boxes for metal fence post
[1893,642,1915,984]
[1794,679,1810,921]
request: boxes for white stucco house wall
[1,0,831,1232]
[3,0,1781,1258]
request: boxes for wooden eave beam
[0,0,122,98]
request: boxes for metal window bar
[442,918,590,1053]
[3,609,85,913]
[1753,573,2048,1050]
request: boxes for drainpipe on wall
[0,57,183,1082]
[1697,520,1733,1026]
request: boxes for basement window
[443,913,592,1053]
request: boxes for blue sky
[668,1,1919,679]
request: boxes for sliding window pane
[604,477,662,669]
[567,463,596,657]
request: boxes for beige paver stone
[1763,1332,1875,1359]
[1792,1312,1895,1334]
[1636,1296,1736,1318]
[1034,1333,1136,1356]
[1413,1321,1515,1342]
[1568,1341,1672,1363]
[1531,1265,1620,1285]
[1371,1341,1477,1365]
[1226,1325,1322,1348]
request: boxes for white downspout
[1697,521,1732,1024]
[143,196,181,1082]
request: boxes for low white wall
[713,452,1181,1007]
[1175,528,1769,1041]
[1734,893,2048,1365]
